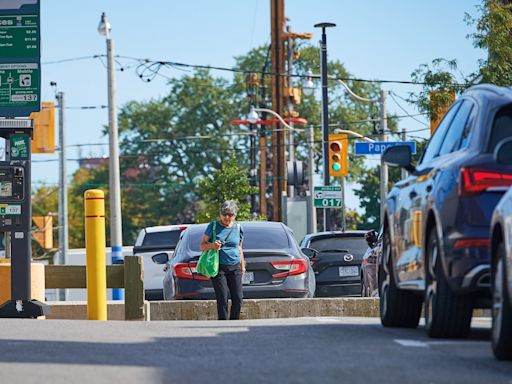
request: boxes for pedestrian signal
[328,133,348,177]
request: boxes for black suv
[300,231,368,296]
[379,84,512,338]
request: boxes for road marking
[394,339,429,347]
[394,339,486,348]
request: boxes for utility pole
[57,92,68,301]
[380,89,388,225]
[270,0,286,222]
[308,125,317,233]
[315,22,336,231]
[98,13,123,300]
[286,22,295,198]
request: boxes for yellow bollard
[84,189,107,320]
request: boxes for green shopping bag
[197,221,219,278]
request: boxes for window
[419,102,461,165]
[142,230,182,248]
[309,236,367,257]
[438,100,474,156]
[488,105,512,153]
[186,224,290,252]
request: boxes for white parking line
[394,339,429,347]
[394,339,486,347]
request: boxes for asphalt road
[0,317,510,384]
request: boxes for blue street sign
[354,141,416,155]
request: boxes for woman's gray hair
[220,200,238,216]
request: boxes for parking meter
[0,131,48,318]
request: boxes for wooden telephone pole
[270,0,286,222]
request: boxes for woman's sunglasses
[221,212,235,217]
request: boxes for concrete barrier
[148,298,380,321]
[45,298,491,321]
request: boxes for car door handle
[409,190,417,199]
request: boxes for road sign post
[314,186,343,208]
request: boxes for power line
[42,53,465,87]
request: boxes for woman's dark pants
[211,263,243,320]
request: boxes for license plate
[339,266,359,277]
[243,272,254,285]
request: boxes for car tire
[379,227,422,328]
[425,228,472,338]
[492,242,512,360]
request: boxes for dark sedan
[163,221,316,300]
[300,231,368,297]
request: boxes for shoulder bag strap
[212,221,216,242]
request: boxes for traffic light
[328,133,348,177]
[30,102,56,154]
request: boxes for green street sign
[314,186,343,208]
[0,0,40,118]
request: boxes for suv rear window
[310,236,367,256]
[489,105,512,152]
[142,230,182,248]
[185,224,290,252]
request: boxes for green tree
[195,154,258,223]
[409,0,512,116]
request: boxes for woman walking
[200,200,245,320]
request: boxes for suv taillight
[173,263,208,280]
[459,168,512,196]
[271,259,308,278]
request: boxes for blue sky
[33,0,485,212]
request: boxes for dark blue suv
[379,84,512,338]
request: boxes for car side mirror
[494,137,512,165]
[152,253,169,264]
[382,145,415,173]
[301,247,317,258]
[365,230,378,248]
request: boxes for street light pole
[314,22,336,232]
[98,13,123,300]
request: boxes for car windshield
[185,224,290,253]
[142,230,182,248]
[309,236,367,256]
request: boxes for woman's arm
[200,235,221,251]
[239,244,245,273]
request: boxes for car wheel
[425,228,472,338]
[492,242,512,360]
[379,226,422,328]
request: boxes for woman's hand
[212,240,222,251]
